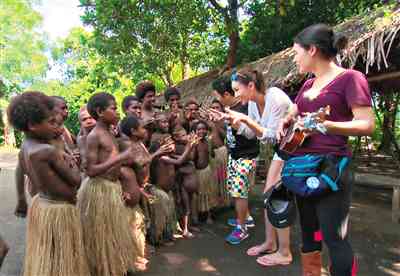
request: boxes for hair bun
[332,33,348,52]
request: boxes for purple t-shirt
[294,69,372,156]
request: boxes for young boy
[192,120,217,224]
[182,98,200,132]
[172,127,200,237]
[122,95,142,118]
[119,116,176,246]
[135,81,157,121]
[77,92,136,276]
[14,99,78,204]
[118,115,169,271]
[8,92,89,276]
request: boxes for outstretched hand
[208,108,230,122]
[225,108,248,126]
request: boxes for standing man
[212,76,259,245]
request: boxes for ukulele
[279,106,330,154]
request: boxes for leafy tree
[238,0,388,64]
[30,27,138,133]
[0,0,49,146]
[79,0,224,85]
[0,0,49,91]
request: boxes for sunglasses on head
[231,70,252,82]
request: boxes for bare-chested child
[8,92,89,276]
[192,120,217,224]
[119,115,178,247]
[172,127,200,238]
[182,98,200,132]
[77,92,136,276]
[14,98,78,204]
[76,105,96,176]
[135,81,157,121]
[149,113,199,236]
[118,115,170,271]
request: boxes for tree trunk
[209,0,240,70]
[225,0,239,69]
[226,30,239,69]
[380,114,394,153]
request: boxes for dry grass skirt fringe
[23,195,89,276]
[213,146,231,207]
[77,177,136,276]
[127,205,146,260]
[197,165,218,212]
[141,185,176,245]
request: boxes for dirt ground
[0,151,399,276]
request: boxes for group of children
[7,80,233,276]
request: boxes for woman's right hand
[276,115,294,142]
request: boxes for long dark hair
[232,67,266,94]
[294,24,348,59]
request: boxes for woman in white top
[227,67,293,267]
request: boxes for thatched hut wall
[173,7,400,104]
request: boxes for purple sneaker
[225,226,249,245]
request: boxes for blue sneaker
[225,226,249,245]
[227,216,255,228]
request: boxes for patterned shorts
[226,155,256,199]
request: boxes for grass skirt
[77,177,135,276]
[127,205,146,260]
[196,165,218,212]
[24,195,89,276]
[141,185,176,245]
[213,146,231,207]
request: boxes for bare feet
[256,251,292,267]
[173,233,184,239]
[133,261,148,272]
[134,257,149,272]
[182,231,195,239]
[247,242,278,256]
[137,256,149,265]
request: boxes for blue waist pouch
[281,154,349,197]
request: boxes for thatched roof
[175,6,400,102]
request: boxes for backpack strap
[320,157,350,192]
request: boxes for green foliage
[29,28,138,134]
[79,0,226,85]
[238,0,387,64]
[0,0,49,93]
